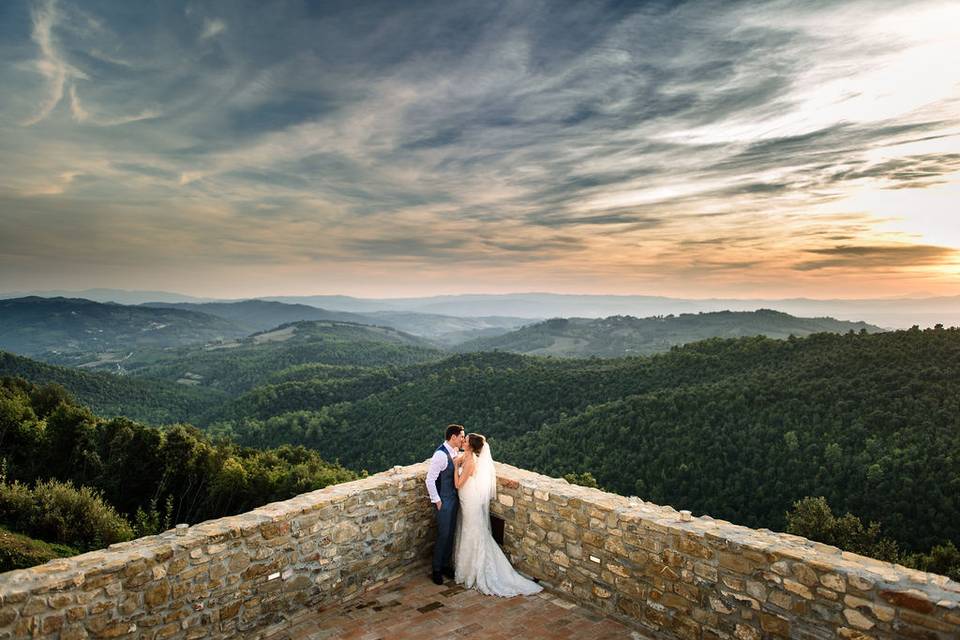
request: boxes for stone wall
[0,468,433,639]
[490,463,960,640]
[1,461,958,640]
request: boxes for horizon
[2,0,959,299]
[4,286,960,303]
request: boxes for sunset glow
[1,0,958,299]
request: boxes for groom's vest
[435,444,457,501]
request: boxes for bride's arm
[455,455,474,490]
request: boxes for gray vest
[435,444,457,500]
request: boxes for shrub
[0,526,76,572]
[0,479,133,551]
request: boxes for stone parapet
[490,462,960,640]
[1,461,958,639]
[0,467,433,639]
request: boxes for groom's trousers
[433,499,459,572]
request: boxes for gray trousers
[432,497,459,572]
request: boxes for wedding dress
[453,444,542,597]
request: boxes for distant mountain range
[5,289,957,328]
[455,310,883,357]
[0,297,245,365]
[0,288,216,304]
[141,300,370,333]
[262,292,958,329]
[141,300,529,344]
[0,297,892,367]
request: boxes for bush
[0,479,133,551]
[0,525,76,572]
[785,496,899,562]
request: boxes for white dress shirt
[425,442,459,504]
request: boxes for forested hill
[142,300,530,344]
[455,309,883,357]
[0,297,246,364]
[0,377,356,571]
[3,323,958,565]
[212,328,960,556]
[0,350,226,424]
[121,320,445,393]
[141,300,371,333]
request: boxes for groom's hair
[445,424,465,440]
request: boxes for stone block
[60,624,88,640]
[843,595,893,622]
[792,563,818,587]
[878,588,934,613]
[678,535,713,560]
[0,608,16,627]
[759,612,790,637]
[734,623,761,640]
[899,609,958,633]
[694,562,719,582]
[819,572,845,592]
[842,608,875,630]
[144,582,170,610]
[21,597,47,617]
[783,578,814,600]
[718,552,754,574]
[92,621,137,637]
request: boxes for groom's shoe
[442,567,455,580]
[431,571,444,585]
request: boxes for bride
[452,433,542,597]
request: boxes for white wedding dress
[453,444,542,597]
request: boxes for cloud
[200,18,226,40]
[531,213,664,228]
[20,0,86,126]
[829,153,960,189]
[2,0,960,297]
[794,244,957,271]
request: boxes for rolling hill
[455,309,882,357]
[0,297,246,366]
[141,300,368,334]
[121,320,445,393]
[0,350,226,424]
[211,327,960,555]
[142,300,530,345]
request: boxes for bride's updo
[468,433,485,454]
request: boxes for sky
[1,0,959,300]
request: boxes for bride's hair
[467,433,485,454]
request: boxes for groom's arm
[425,450,447,507]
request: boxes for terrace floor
[270,570,655,640]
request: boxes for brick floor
[268,571,656,640]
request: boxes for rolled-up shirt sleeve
[425,449,448,503]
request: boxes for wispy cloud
[1,0,959,297]
[795,244,957,271]
[20,0,85,125]
[200,18,226,40]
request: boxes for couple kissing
[424,424,542,597]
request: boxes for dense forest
[455,309,881,357]
[0,378,356,571]
[0,351,226,424]
[206,329,960,562]
[116,321,444,393]
[1,320,958,580]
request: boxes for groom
[425,424,465,585]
